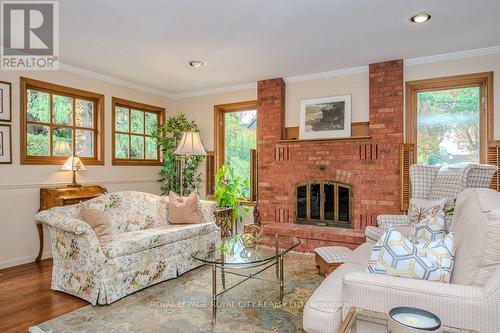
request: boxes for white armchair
[303,188,500,333]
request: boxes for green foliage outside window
[26,89,94,158]
[151,113,203,195]
[224,111,256,198]
[417,87,480,165]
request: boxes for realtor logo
[1,1,59,70]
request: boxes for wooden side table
[36,185,107,262]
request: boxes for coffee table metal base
[210,254,284,324]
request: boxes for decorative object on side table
[174,131,207,195]
[61,156,87,187]
[0,81,11,122]
[0,124,12,164]
[299,94,351,140]
[36,185,107,262]
[389,307,442,333]
[240,224,263,247]
[213,165,248,238]
[338,307,477,333]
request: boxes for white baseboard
[0,250,52,270]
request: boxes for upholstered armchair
[365,163,497,243]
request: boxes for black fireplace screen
[295,181,352,228]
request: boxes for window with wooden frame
[112,97,164,166]
[406,72,493,165]
[20,77,104,165]
[214,100,258,202]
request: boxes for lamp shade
[61,156,87,171]
[174,132,206,156]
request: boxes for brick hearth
[256,60,404,251]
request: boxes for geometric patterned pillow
[411,211,448,244]
[408,197,447,225]
[366,227,455,283]
[416,233,455,283]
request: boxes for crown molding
[285,65,369,83]
[174,45,500,98]
[5,45,499,100]
[405,45,500,66]
[58,63,176,99]
[173,82,257,100]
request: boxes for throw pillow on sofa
[411,211,449,244]
[77,207,113,246]
[366,227,455,283]
[168,190,203,224]
[408,197,447,225]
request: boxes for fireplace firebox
[294,180,352,228]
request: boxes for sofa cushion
[408,198,447,226]
[451,189,500,286]
[303,262,365,333]
[366,227,455,283]
[82,191,169,234]
[103,222,218,258]
[411,211,448,244]
[168,190,203,224]
[77,207,113,246]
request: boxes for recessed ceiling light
[410,13,431,23]
[189,60,204,68]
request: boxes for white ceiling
[59,0,500,96]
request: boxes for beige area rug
[35,252,322,333]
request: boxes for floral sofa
[35,191,220,305]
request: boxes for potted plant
[151,114,203,195]
[213,165,248,238]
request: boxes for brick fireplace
[256,60,404,251]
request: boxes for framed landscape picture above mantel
[299,95,351,140]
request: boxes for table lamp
[174,131,206,195]
[61,156,87,187]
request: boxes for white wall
[0,69,172,269]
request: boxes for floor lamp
[174,131,207,196]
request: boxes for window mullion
[128,108,131,159]
[49,93,53,157]
[72,97,76,157]
[142,111,146,160]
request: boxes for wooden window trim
[111,97,165,166]
[406,72,494,163]
[214,100,258,201]
[20,77,104,165]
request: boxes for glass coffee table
[192,233,300,323]
[338,307,478,333]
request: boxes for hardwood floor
[0,259,87,333]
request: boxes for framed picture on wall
[299,95,351,140]
[0,81,11,122]
[0,124,12,164]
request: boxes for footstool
[314,246,352,276]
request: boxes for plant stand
[214,207,233,238]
